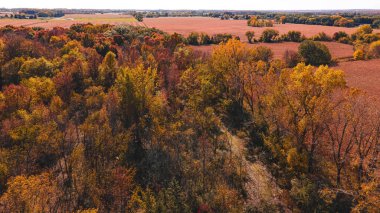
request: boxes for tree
[324,93,357,186]
[368,40,380,58]
[252,46,273,62]
[349,96,380,185]
[134,13,144,22]
[1,57,25,86]
[211,39,254,116]
[200,33,212,45]
[99,51,118,90]
[245,31,255,43]
[260,29,279,43]
[0,173,61,212]
[283,50,301,68]
[353,49,365,60]
[311,32,332,41]
[352,25,373,41]
[19,57,54,79]
[20,77,56,105]
[372,19,380,29]
[298,40,331,66]
[333,31,349,41]
[284,31,302,42]
[264,63,346,173]
[248,16,273,27]
[187,32,200,45]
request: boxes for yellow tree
[0,173,61,212]
[99,51,118,90]
[264,63,346,173]
[211,39,255,117]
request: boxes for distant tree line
[6,10,65,19]
[278,14,380,28]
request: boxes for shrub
[283,50,302,67]
[372,19,380,29]
[252,46,273,62]
[200,33,212,45]
[187,32,200,45]
[352,25,373,41]
[245,31,255,43]
[338,37,351,44]
[290,176,322,211]
[362,34,380,44]
[311,32,332,41]
[357,24,373,35]
[212,33,233,44]
[260,29,279,43]
[353,49,365,60]
[333,31,349,41]
[283,31,302,42]
[369,40,380,58]
[298,40,332,66]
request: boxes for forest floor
[222,126,286,210]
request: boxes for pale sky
[0,0,380,10]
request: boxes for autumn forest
[0,19,379,213]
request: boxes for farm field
[337,59,380,102]
[144,17,380,42]
[192,41,354,59]
[0,13,140,28]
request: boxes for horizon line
[2,8,380,11]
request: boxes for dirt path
[222,127,284,209]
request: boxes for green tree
[298,40,331,66]
[187,32,200,45]
[260,29,279,43]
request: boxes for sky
[1,0,380,10]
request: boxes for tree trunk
[336,166,341,187]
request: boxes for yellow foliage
[0,173,61,212]
[353,49,365,60]
[368,40,380,58]
[352,177,380,212]
[287,148,308,172]
[21,77,56,104]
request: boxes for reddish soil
[192,41,354,59]
[144,17,380,42]
[336,59,380,103]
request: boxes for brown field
[336,59,380,102]
[192,41,354,59]
[0,13,140,28]
[144,17,380,42]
